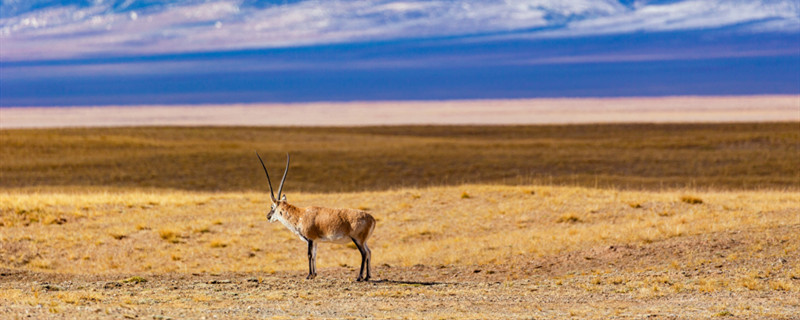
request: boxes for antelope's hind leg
[307,240,317,280]
[351,238,367,282]
[364,242,372,281]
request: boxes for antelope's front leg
[306,240,317,279]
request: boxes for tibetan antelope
[256,152,376,281]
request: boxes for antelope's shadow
[368,279,448,286]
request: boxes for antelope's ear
[281,194,287,201]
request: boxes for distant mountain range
[1,1,798,106]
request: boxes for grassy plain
[1,123,799,319]
[1,123,798,192]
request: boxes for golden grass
[122,276,147,284]
[158,229,181,244]
[1,185,797,275]
[1,123,798,193]
[1,124,798,319]
[680,195,704,205]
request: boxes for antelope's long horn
[255,151,277,203]
[276,153,290,200]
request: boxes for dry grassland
[1,124,799,319]
[1,123,798,192]
[1,186,799,319]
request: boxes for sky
[1,0,798,106]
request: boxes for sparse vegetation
[681,195,704,205]
[107,227,129,240]
[122,276,147,284]
[158,229,181,243]
[209,240,228,248]
[714,310,733,317]
[556,214,582,223]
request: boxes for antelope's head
[256,152,290,222]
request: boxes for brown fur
[277,203,375,243]
[270,200,376,281]
[257,152,375,281]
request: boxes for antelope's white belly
[319,232,350,244]
[275,215,351,244]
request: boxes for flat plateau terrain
[1,95,798,128]
[1,123,799,319]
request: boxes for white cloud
[0,0,797,61]
[558,0,800,35]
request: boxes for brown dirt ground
[3,224,798,319]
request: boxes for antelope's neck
[280,203,303,225]
[276,202,307,241]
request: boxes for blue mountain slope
[0,0,798,106]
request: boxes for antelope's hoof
[306,274,316,280]
[356,277,364,282]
